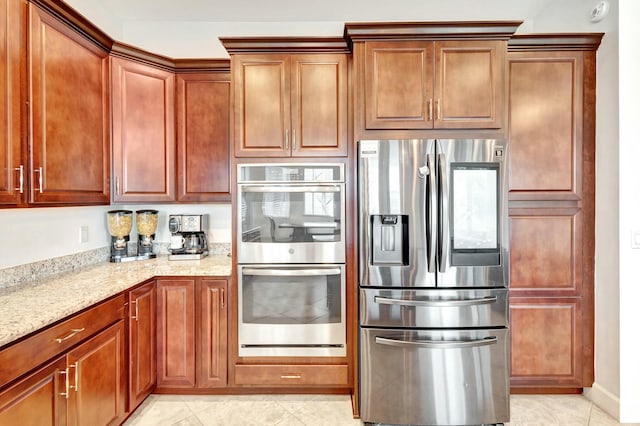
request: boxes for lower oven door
[238,264,346,357]
[360,328,510,426]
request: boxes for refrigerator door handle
[374,295,497,307]
[375,336,497,349]
[427,151,437,273]
[438,152,449,273]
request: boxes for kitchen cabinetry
[0,1,110,206]
[176,71,231,202]
[363,40,504,130]
[0,295,126,425]
[0,0,25,206]
[345,22,520,139]
[156,277,228,389]
[222,39,348,158]
[111,55,175,203]
[128,280,156,411]
[507,34,601,391]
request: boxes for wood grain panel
[176,73,230,202]
[291,54,347,156]
[234,364,349,386]
[111,56,175,202]
[0,0,25,205]
[67,320,126,426]
[156,279,196,388]
[128,281,156,411]
[509,210,581,293]
[510,298,582,387]
[508,52,582,197]
[29,3,110,204]
[198,279,228,388]
[435,40,504,128]
[0,356,66,425]
[364,41,432,129]
[233,56,289,156]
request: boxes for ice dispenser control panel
[371,215,408,265]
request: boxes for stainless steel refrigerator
[358,139,510,426]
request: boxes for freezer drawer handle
[375,336,497,349]
[374,295,497,307]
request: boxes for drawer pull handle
[131,300,139,321]
[280,374,301,379]
[69,362,79,392]
[55,328,85,343]
[59,368,69,398]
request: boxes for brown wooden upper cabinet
[364,40,504,130]
[176,72,231,202]
[0,1,110,206]
[111,56,176,203]
[222,38,348,158]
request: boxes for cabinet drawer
[235,364,349,386]
[0,294,125,387]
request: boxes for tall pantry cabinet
[507,34,602,391]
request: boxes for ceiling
[61,0,585,57]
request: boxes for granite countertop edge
[0,255,232,349]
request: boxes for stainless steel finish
[168,252,207,260]
[361,288,508,328]
[14,165,24,193]
[34,166,43,193]
[238,264,346,357]
[243,267,342,276]
[55,328,85,343]
[237,163,346,264]
[360,328,510,426]
[358,139,509,288]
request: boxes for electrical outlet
[80,225,89,243]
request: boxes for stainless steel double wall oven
[358,139,510,426]
[237,163,346,357]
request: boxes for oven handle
[374,295,497,307]
[241,185,341,193]
[375,336,497,349]
[243,268,342,276]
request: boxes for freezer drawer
[360,288,508,328]
[360,327,510,426]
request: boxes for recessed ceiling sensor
[590,0,610,22]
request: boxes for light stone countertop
[0,255,232,349]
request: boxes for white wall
[0,204,231,270]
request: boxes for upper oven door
[238,182,345,264]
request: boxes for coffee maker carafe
[168,214,209,260]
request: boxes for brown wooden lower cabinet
[156,278,228,390]
[0,320,127,426]
[234,364,349,386]
[510,297,583,389]
[128,280,157,410]
[0,356,67,425]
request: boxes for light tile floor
[123,393,624,426]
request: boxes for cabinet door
[128,281,156,411]
[156,279,196,388]
[198,279,227,387]
[290,54,348,157]
[111,57,175,202]
[176,73,230,202]
[0,0,25,205]
[364,41,434,129]
[510,297,583,388]
[232,55,290,157]
[508,51,582,200]
[434,40,504,129]
[0,356,66,425]
[67,321,126,426]
[29,4,110,205]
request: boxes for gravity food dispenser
[107,210,133,262]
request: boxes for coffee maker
[168,214,209,260]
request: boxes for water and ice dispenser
[371,215,408,265]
